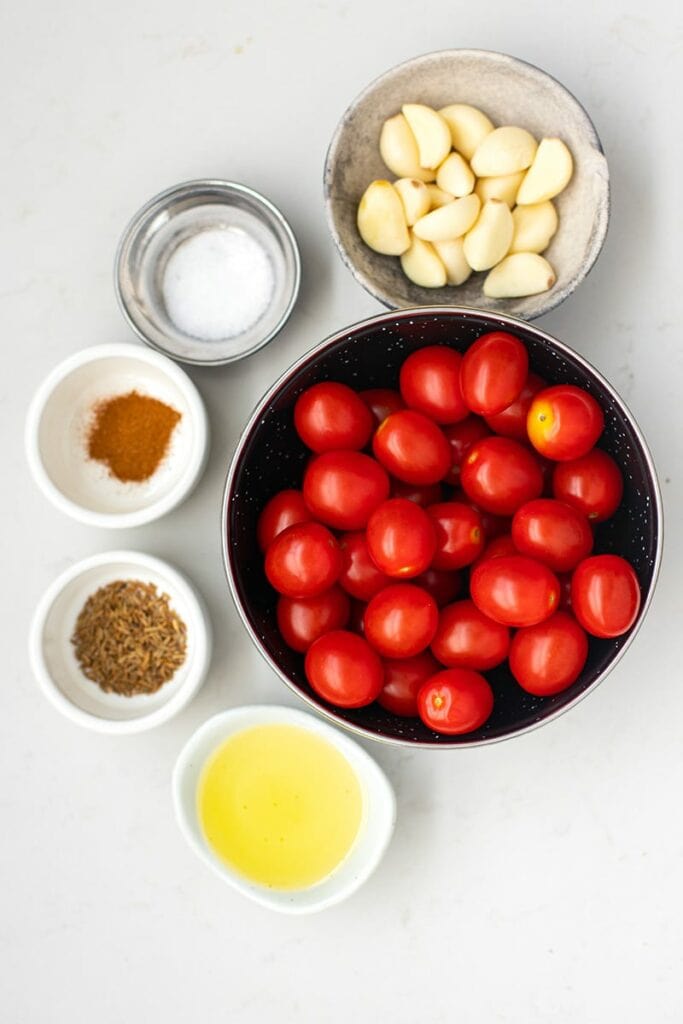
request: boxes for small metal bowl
[115,180,301,366]
[324,49,610,319]
[222,307,662,749]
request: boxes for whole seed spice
[71,579,187,696]
[87,390,181,483]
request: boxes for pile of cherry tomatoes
[257,333,641,736]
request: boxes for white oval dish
[25,342,209,528]
[29,550,212,734]
[173,705,396,914]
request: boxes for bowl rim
[221,305,663,750]
[24,341,209,528]
[323,47,610,320]
[172,704,396,914]
[29,549,212,734]
[114,178,302,367]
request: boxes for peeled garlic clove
[471,126,538,177]
[436,152,475,197]
[483,253,556,297]
[463,199,514,271]
[438,104,494,160]
[379,114,435,182]
[433,239,472,286]
[400,232,447,288]
[413,194,481,242]
[393,178,432,226]
[357,180,410,255]
[475,171,525,208]
[426,184,455,209]
[402,104,452,170]
[516,138,573,204]
[510,201,558,254]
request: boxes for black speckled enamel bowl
[222,308,662,748]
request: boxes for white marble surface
[3,2,682,1020]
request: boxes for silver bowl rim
[221,305,663,750]
[323,47,610,321]
[114,178,302,367]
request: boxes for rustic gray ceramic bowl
[324,49,610,319]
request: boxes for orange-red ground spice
[87,390,181,483]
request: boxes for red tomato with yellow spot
[399,345,469,424]
[294,381,373,453]
[377,652,440,716]
[460,436,544,516]
[373,410,451,485]
[443,416,492,485]
[303,450,389,530]
[512,498,594,573]
[483,372,546,440]
[571,555,641,638]
[305,630,383,707]
[470,555,560,627]
[417,669,494,734]
[338,532,391,602]
[359,388,405,426]
[527,385,604,461]
[509,612,589,696]
[431,599,510,670]
[552,449,623,522]
[366,498,436,578]
[426,501,484,570]
[265,522,343,599]
[364,584,438,658]
[460,332,528,416]
[276,587,351,653]
[257,489,312,551]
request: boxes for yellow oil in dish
[197,724,363,891]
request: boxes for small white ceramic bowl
[173,705,396,914]
[29,550,212,734]
[25,343,209,528]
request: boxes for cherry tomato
[483,372,546,440]
[509,612,589,696]
[305,630,383,708]
[571,555,641,638]
[527,385,604,461]
[472,534,518,569]
[552,449,624,522]
[558,574,573,611]
[366,498,436,578]
[276,587,351,653]
[470,555,560,627]
[399,345,469,424]
[338,531,391,601]
[512,498,594,573]
[417,669,494,735]
[413,567,463,606]
[294,381,373,453]
[426,501,484,569]
[431,599,510,670]
[364,584,438,658]
[359,388,405,426]
[377,652,440,716]
[303,450,389,530]
[460,332,528,416]
[257,489,311,551]
[443,416,492,485]
[391,479,443,507]
[265,522,342,599]
[373,410,451,485]
[460,436,544,515]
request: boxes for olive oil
[198,724,363,890]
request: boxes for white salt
[162,226,274,342]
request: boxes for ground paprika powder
[87,390,181,483]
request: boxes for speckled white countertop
[3,1,682,1021]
